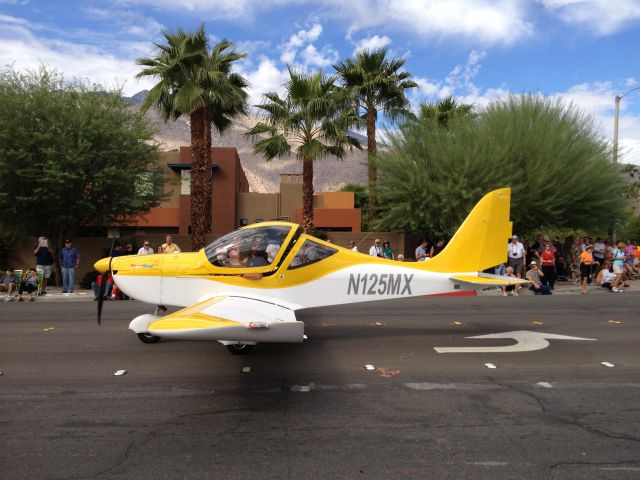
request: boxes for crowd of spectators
[504,234,640,295]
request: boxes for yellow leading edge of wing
[149,313,239,331]
[148,297,239,331]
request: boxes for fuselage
[97,228,473,310]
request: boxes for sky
[2,0,640,163]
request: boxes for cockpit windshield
[204,225,293,268]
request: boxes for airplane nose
[94,257,110,273]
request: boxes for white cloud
[278,23,337,70]
[238,56,289,106]
[111,0,533,45]
[551,81,640,164]
[280,23,323,65]
[540,0,640,35]
[352,34,391,54]
[411,50,501,106]
[0,15,156,95]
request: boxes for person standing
[579,244,597,294]
[540,242,557,290]
[348,240,358,252]
[507,235,526,277]
[611,242,626,292]
[160,235,181,253]
[592,237,605,267]
[59,239,80,294]
[430,239,445,258]
[137,241,154,255]
[34,236,54,294]
[415,239,429,262]
[382,241,393,260]
[369,239,383,257]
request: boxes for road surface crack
[486,377,640,446]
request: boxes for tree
[414,96,474,128]
[246,68,360,232]
[334,48,417,223]
[136,25,248,250]
[374,94,625,237]
[0,67,165,263]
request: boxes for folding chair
[35,267,45,296]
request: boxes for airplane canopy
[203,222,301,269]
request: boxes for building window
[240,218,249,226]
[255,218,263,223]
[180,169,191,195]
[135,170,163,197]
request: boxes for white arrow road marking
[434,330,596,353]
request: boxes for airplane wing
[147,295,305,342]
[450,273,530,288]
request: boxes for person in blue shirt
[59,239,80,293]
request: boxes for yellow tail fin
[421,188,512,273]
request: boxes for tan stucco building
[118,146,361,235]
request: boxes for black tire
[226,343,254,355]
[137,332,161,344]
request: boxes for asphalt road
[1,293,639,480]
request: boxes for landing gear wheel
[226,343,254,355]
[137,332,161,344]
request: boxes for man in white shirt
[507,235,526,277]
[266,243,281,263]
[593,237,605,266]
[369,238,383,257]
[137,241,154,255]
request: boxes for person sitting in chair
[17,268,38,302]
[1,268,18,301]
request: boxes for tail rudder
[421,188,512,273]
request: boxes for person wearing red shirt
[540,242,556,290]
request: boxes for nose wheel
[137,332,161,344]
[226,343,254,355]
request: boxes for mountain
[124,90,149,104]
[126,91,369,193]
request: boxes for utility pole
[613,86,640,164]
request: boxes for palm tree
[417,96,474,128]
[136,25,248,250]
[334,48,417,223]
[246,68,360,232]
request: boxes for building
[117,146,361,236]
[237,173,361,232]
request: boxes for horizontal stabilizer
[450,274,530,288]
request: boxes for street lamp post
[613,86,640,163]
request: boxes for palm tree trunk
[203,109,212,235]
[302,155,314,233]
[190,107,208,251]
[366,108,377,224]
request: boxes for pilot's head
[252,239,267,254]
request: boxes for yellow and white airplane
[94,188,527,354]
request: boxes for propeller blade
[97,273,107,325]
[97,237,116,325]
